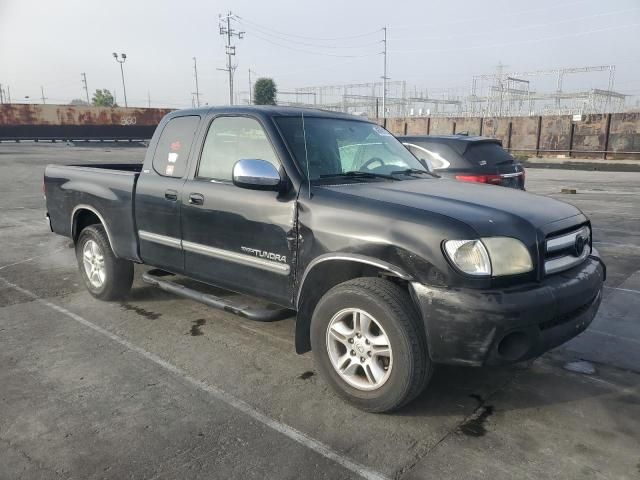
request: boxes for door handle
[164,189,178,201]
[188,193,204,206]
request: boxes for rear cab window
[152,116,200,178]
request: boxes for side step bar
[142,270,293,322]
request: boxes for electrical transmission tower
[193,57,201,107]
[81,73,90,105]
[218,11,244,105]
[381,27,388,118]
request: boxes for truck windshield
[275,117,427,181]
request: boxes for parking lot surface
[1,143,639,479]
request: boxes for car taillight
[455,174,502,185]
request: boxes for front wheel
[310,278,432,412]
[76,224,133,301]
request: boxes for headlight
[482,237,533,276]
[443,240,491,276]
[444,237,533,277]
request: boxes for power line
[235,16,381,41]
[391,7,640,43]
[245,29,377,58]
[236,21,381,49]
[390,23,640,55]
[390,0,595,30]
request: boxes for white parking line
[604,286,640,295]
[0,277,389,480]
[593,241,640,249]
[0,249,66,271]
[589,329,640,346]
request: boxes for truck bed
[44,163,142,262]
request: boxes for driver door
[180,115,297,306]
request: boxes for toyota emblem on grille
[574,235,586,257]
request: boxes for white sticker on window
[165,164,175,176]
[168,152,178,163]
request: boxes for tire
[76,224,133,301]
[310,277,432,413]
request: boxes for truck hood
[320,178,583,236]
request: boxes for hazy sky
[1,0,639,108]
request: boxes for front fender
[295,252,413,309]
[293,253,415,354]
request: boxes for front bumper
[410,256,605,366]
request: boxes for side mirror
[232,159,282,191]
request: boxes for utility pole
[112,53,128,108]
[6,85,10,103]
[81,73,90,105]
[381,27,388,118]
[40,86,47,104]
[147,90,151,108]
[248,68,254,105]
[218,11,244,105]
[193,57,201,107]
[0,84,4,104]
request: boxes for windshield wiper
[390,168,438,178]
[319,171,399,181]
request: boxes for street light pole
[112,53,128,108]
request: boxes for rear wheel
[310,277,432,412]
[76,225,133,301]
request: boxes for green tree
[91,89,117,107]
[253,78,277,105]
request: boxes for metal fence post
[603,113,612,160]
[535,116,542,156]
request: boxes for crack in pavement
[393,372,519,479]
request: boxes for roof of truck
[167,105,370,121]
[398,134,501,145]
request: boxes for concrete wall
[0,104,174,141]
[0,104,172,126]
[383,112,640,159]
[2,104,639,158]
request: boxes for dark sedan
[399,134,525,189]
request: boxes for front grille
[544,225,591,275]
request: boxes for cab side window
[198,116,279,181]
[152,115,200,178]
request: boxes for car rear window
[404,142,467,169]
[152,115,200,178]
[462,142,514,167]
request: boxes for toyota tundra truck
[44,106,605,412]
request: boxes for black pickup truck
[45,106,605,412]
